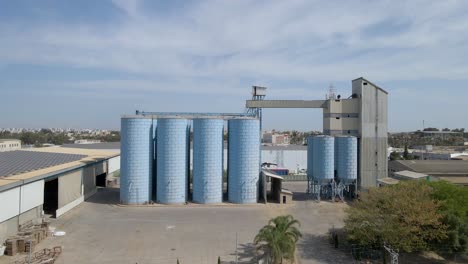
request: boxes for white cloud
[1,0,468,91]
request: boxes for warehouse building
[0,147,119,242]
[388,160,468,186]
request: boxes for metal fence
[328,229,468,264]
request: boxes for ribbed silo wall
[311,135,334,181]
[335,136,358,182]
[192,119,224,204]
[156,119,189,204]
[152,120,157,201]
[120,118,154,204]
[307,136,314,179]
[228,119,260,204]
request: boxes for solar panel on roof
[0,150,87,177]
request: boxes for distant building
[388,160,468,186]
[74,139,101,144]
[263,133,290,145]
[0,139,21,152]
[420,131,463,140]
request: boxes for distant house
[0,139,21,152]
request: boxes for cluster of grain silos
[120,115,260,205]
[307,135,357,184]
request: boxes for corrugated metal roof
[0,150,87,177]
[394,170,428,179]
[392,160,468,175]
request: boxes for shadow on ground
[292,191,312,202]
[85,187,120,204]
[298,233,351,264]
[226,243,258,264]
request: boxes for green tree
[217,256,221,264]
[429,181,468,253]
[254,215,302,264]
[403,144,409,159]
[403,144,415,160]
[389,151,401,161]
[344,181,447,253]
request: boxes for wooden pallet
[13,246,62,264]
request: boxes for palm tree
[254,215,302,264]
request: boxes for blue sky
[1,0,468,132]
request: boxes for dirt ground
[1,182,351,264]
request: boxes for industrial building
[262,132,290,145]
[388,160,468,186]
[119,77,387,205]
[0,147,119,242]
[246,77,388,189]
[0,139,21,152]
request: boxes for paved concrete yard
[1,182,350,264]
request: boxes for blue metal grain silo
[228,119,260,204]
[335,136,358,183]
[120,117,154,204]
[192,119,224,204]
[312,135,334,181]
[156,118,189,204]
[307,136,314,180]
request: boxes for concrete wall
[262,150,307,172]
[59,170,83,208]
[20,180,44,213]
[0,187,20,223]
[83,162,106,199]
[323,99,360,136]
[353,78,388,188]
[108,156,120,174]
[0,206,43,242]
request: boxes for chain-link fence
[327,228,468,264]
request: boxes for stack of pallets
[3,219,51,256]
[5,238,18,256]
[13,246,63,264]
